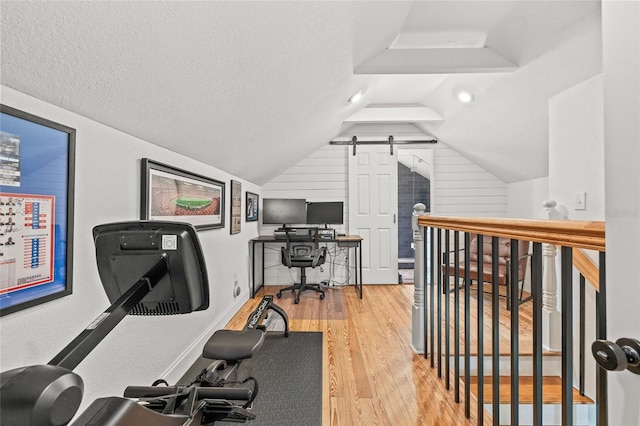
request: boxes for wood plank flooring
[225,284,483,426]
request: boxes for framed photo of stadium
[0,105,76,316]
[141,159,225,231]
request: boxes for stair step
[444,353,562,376]
[484,404,595,426]
[468,376,594,405]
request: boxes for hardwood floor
[225,284,482,426]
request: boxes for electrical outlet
[233,273,240,297]
[574,192,586,210]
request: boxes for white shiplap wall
[432,146,507,217]
[259,142,507,287]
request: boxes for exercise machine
[77,295,288,425]
[0,221,288,425]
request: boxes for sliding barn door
[349,145,398,284]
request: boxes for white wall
[506,177,549,219]
[549,74,605,221]
[432,146,507,217]
[547,73,606,402]
[0,87,259,414]
[506,76,605,223]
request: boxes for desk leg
[359,242,363,298]
[251,242,256,298]
[357,242,363,299]
[261,243,265,294]
[347,245,358,293]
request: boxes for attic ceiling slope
[416,8,603,183]
[1,1,603,185]
[0,1,412,185]
[342,0,602,184]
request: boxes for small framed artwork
[141,159,225,231]
[230,180,242,234]
[245,192,259,222]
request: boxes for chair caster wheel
[320,293,325,300]
[277,292,282,298]
[294,298,299,304]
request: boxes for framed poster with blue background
[0,105,75,316]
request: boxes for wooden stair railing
[416,215,606,426]
[417,216,604,251]
[574,248,600,291]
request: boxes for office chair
[277,230,326,304]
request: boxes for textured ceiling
[0,1,602,185]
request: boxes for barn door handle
[592,338,640,375]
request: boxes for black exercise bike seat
[202,329,265,361]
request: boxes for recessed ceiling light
[456,90,474,103]
[348,90,363,104]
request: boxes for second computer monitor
[306,201,344,226]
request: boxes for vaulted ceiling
[0,1,602,185]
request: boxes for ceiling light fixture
[456,90,474,103]
[348,90,363,104]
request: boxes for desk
[250,235,363,299]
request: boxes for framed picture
[245,192,259,222]
[141,159,225,230]
[0,105,76,316]
[230,180,241,234]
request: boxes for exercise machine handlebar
[123,385,253,401]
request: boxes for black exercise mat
[177,331,322,426]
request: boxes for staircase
[440,313,596,425]
[468,371,595,425]
[412,212,607,425]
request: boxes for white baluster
[411,203,427,354]
[542,200,562,351]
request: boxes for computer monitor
[93,221,209,315]
[262,199,307,226]
[306,202,344,226]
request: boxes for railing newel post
[542,200,562,351]
[411,203,427,354]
